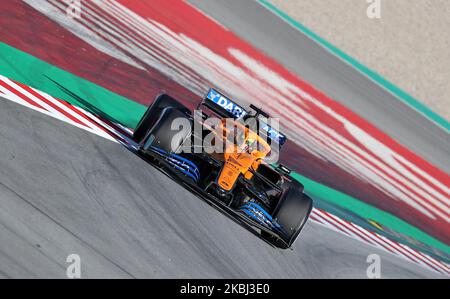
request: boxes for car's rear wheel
[142,107,192,153]
[133,94,189,144]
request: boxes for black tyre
[133,94,189,143]
[270,184,313,249]
[282,177,304,193]
[142,107,192,153]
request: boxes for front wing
[137,147,292,249]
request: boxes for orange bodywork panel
[213,120,271,191]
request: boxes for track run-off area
[0,74,448,276]
[0,0,448,277]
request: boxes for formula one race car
[133,88,312,249]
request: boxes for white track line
[0,74,448,276]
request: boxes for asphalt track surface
[188,0,450,174]
[0,98,444,278]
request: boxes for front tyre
[269,185,313,249]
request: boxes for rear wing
[200,88,287,146]
[260,122,287,146]
[200,88,249,119]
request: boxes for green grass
[1,41,448,262]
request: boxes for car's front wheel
[268,184,313,249]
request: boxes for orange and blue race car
[133,88,313,249]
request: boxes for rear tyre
[143,108,192,153]
[133,94,189,143]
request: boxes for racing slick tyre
[142,107,192,153]
[133,94,190,143]
[268,182,313,249]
